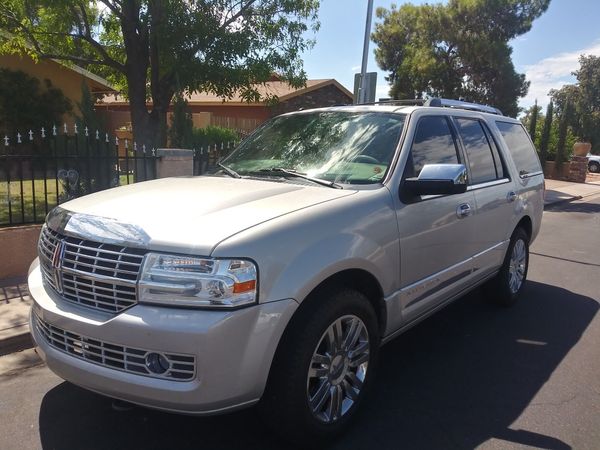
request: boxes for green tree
[521,102,543,144]
[556,99,572,168]
[168,93,193,149]
[0,68,72,134]
[76,81,105,133]
[0,1,319,149]
[538,100,553,165]
[528,99,539,144]
[372,0,551,117]
[551,55,600,152]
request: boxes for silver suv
[28,99,544,442]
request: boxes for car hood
[57,176,356,255]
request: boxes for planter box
[543,161,569,180]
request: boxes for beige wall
[0,225,41,281]
[0,54,112,124]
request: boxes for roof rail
[425,98,503,115]
[361,97,503,115]
[361,98,426,106]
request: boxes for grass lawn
[0,175,134,226]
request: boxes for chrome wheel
[508,239,527,294]
[307,315,370,424]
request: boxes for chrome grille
[34,312,196,381]
[38,227,60,292]
[38,225,146,313]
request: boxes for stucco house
[0,54,116,120]
[95,77,354,134]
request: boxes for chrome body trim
[399,257,473,309]
[519,170,544,179]
[381,269,499,344]
[466,178,510,191]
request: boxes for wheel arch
[262,268,386,397]
[301,269,387,337]
[516,215,533,240]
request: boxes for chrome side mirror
[404,164,468,196]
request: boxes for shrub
[191,126,239,155]
[168,93,193,148]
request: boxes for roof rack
[425,98,503,116]
[363,99,426,106]
[364,97,503,116]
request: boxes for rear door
[452,116,516,279]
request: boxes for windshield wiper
[217,162,241,178]
[253,168,342,189]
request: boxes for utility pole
[358,0,374,104]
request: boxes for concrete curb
[544,195,583,207]
[545,188,600,207]
[0,328,33,357]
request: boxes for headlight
[138,253,257,308]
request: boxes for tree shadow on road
[545,198,600,214]
[38,281,598,450]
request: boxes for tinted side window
[455,118,497,184]
[496,122,542,176]
[408,116,459,177]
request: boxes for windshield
[222,111,406,185]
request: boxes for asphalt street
[1,193,599,450]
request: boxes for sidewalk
[1,177,600,356]
[545,176,600,206]
[0,278,33,356]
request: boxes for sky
[300,0,600,111]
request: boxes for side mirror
[404,164,468,196]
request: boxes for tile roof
[99,79,353,106]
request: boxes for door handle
[507,191,517,202]
[456,203,472,218]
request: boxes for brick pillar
[155,149,193,178]
[567,156,588,183]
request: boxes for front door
[395,115,478,321]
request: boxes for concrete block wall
[155,148,194,178]
[0,225,42,281]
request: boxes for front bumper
[28,260,297,415]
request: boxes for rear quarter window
[495,121,542,177]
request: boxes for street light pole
[358,0,374,104]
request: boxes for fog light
[145,352,170,374]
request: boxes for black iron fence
[1,124,158,227]
[192,141,239,176]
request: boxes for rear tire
[260,288,379,446]
[589,161,600,173]
[484,227,529,307]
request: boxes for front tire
[260,288,379,445]
[485,227,530,306]
[589,161,600,173]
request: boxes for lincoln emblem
[51,240,65,294]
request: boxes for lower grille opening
[34,312,196,382]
